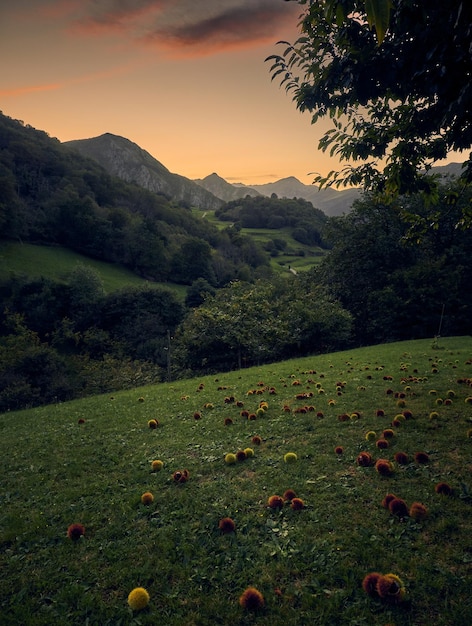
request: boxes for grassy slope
[196,210,326,275]
[0,241,187,298]
[1,337,472,625]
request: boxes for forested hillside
[0,112,268,286]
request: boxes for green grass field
[0,242,187,298]
[196,211,327,275]
[1,337,472,625]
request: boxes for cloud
[144,2,299,57]
[67,0,299,56]
[0,83,62,98]
[0,62,142,99]
[70,0,166,36]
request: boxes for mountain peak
[65,134,223,210]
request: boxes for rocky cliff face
[65,134,224,211]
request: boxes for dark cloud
[69,0,299,55]
[143,1,298,55]
[70,0,165,33]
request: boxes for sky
[1,1,462,186]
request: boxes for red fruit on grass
[362,572,382,596]
[218,517,236,533]
[267,495,284,509]
[67,523,85,540]
[239,587,265,611]
[357,451,373,467]
[388,497,409,518]
[435,482,453,495]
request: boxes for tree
[67,263,104,325]
[171,238,216,285]
[173,278,351,374]
[317,181,472,343]
[269,1,472,204]
[96,286,185,364]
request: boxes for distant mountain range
[66,133,464,217]
[195,173,361,216]
[65,134,360,215]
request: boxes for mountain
[242,177,361,216]
[195,165,465,217]
[199,175,361,217]
[65,132,464,218]
[430,162,465,177]
[65,134,224,211]
[194,173,261,201]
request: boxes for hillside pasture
[195,210,327,274]
[1,337,471,625]
[0,241,187,299]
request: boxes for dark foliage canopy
[270,1,472,198]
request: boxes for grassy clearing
[1,337,472,625]
[0,241,187,298]
[197,211,327,274]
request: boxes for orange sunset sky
[1,1,462,186]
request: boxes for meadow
[1,336,471,625]
[0,242,187,298]
[197,210,326,274]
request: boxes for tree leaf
[365,0,391,43]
